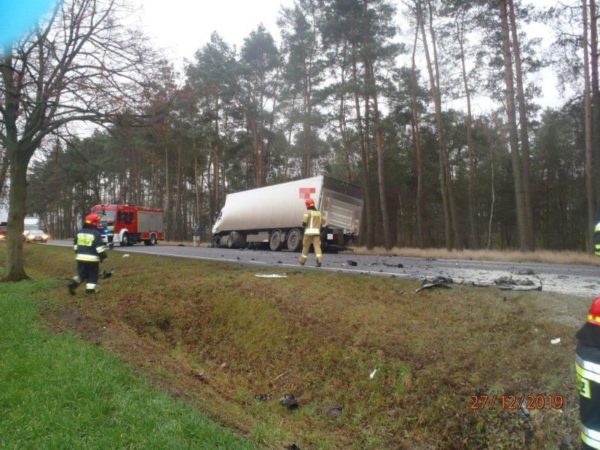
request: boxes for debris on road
[345,260,358,266]
[516,269,536,275]
[122,254,130,258]
[280,393,299,410]
[369,368,378,379]
[551,338,561,345]
[493,275,542,291]
[424,275,454,285]
[255,393,272,401]
[382,261,404,268]
[255,273,288,278]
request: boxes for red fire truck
[90,204,165,246]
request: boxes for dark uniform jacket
[73,225,107,262]
[576,324,600,449]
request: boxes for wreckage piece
[498,284,542,291]
[415,282,451,293]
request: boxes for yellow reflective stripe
[589,314,600,326]
[76,254,100,262]
[86,283,97,290]
[582,425,600,450]
[76,233,95,247]
[576,361,600,385]
[577,355,600,374]
[595,223,600,232]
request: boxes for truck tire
[144,233,158,246]
[269,230,283,251]
[120,232,129,246]
[211,235,221,248]
[286,228,302,252]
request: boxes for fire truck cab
[91,204,164,246]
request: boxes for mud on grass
[12,244,587,449]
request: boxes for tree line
[1,0,598,279]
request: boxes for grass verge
[348,246,599,266]
[0,278,257,450]
[2,244,590,449]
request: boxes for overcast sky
[131,0,294,67]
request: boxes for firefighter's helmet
[305,198,315,208]
[588,297,600,327]
[85,213,100,225]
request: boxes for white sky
[131,0,294,69]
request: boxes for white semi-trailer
[211,175,363,251]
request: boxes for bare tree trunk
[417,0,451,250]
[410,25,424,248]
[457,18,478,249]
[584,0,596,252]
[499,0,529,251]
[428,0,462,250]
[590,0,600,208]
[351,47,374,248]
[508,0,534,249]
[5,152,28,281]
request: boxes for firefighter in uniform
[594,216,600,257]
[68,213,107,295]
[576,296,600,449]
[298,198,323,267]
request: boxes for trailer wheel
[269,230,283,251]
[150,233,157,245]
[286,228,302,252]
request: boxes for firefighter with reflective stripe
[594,220,600,257]
[576,296,600,449]
[68,213,107,295]
[298,198,323,267]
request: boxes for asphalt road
[48,240,600,297]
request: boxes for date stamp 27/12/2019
[470,394,564,411]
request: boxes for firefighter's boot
[68,279,78,296]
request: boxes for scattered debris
[100,269,113,279]
[255,273,288,278]
[220,362,227,369]
[345,260,358,266]
[272,371,288,382]
[516,269,536,276]
[280,393,299,410]
[424,276,453,285]
[551,338,561,345]
[493,275,542,291]
[255,393,272,401]
[369,368,378,379]
[122,254,130,258]
[328,406,343,417]
[520,400,531,418]
[498,284,542,292]
[382,261,404,268]
[190,370,206,382]
[415,283,451,292]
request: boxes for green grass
[0,280,257,450]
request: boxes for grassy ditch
[2,244,590,449]
[0,274,256,449]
